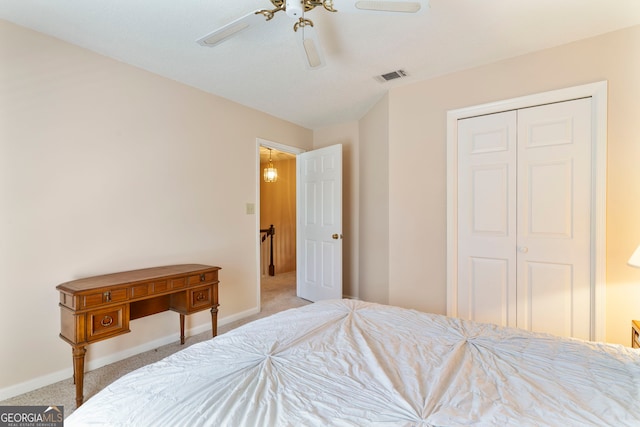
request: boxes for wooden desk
[633,320,640,349]
[56,264,221,407]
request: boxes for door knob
[518,246,529,253]
[332,233,343,240]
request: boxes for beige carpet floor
[0,271,309,417]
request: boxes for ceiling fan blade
[296,23,326,70]
[196,11,268,47]
[331,0,426,14]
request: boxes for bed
[65,299,640,426]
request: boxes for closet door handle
[518,246,529,253]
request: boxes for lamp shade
[628,245,640,268]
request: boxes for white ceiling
[2,0,640,130]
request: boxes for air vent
[375,69,408,83]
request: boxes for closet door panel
[527,160,573,237]
[516,98,592,339]
[467,257,510,325]
[457,111,517,327]
[522,261,573,337]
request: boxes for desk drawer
[171,277,187,289]
[87,305,129,342]
[130,284,149,298]
[188,271,216,285]
[170,285,214,314]
[189,285,213,311]
[151,280,169,294]
[82,288,128,308]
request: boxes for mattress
[65,299,640,426]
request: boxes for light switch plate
[246,203,255,215]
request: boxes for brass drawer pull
[100,315,114,327]
[200,274,206,282]
[196,292,206,301]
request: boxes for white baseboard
[0,307,260,401]
[218,306,261,326]
[0,368,72,403]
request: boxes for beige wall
[358,95,390,304]
[386,24,640,346]
[0,20,312,397]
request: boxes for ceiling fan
[196,0,427,70]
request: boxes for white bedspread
[66,299,640,426]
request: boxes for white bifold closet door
[456,98,592,340]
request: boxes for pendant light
[264,148,278,183]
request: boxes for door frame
[255,138,305,311]
[446,81,608,341]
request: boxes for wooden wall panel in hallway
[260,157,296,274]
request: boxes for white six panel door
[457,98,592,339]
[457,111,517,327]
[296,144,343,302]
[516,98,591,339]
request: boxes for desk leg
[72,346,86,407]
[211,304,219,337]
[179,314,185,345]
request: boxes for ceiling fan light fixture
[197,0,426,68]
[355,1,422,13]
[285,0,304,18]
